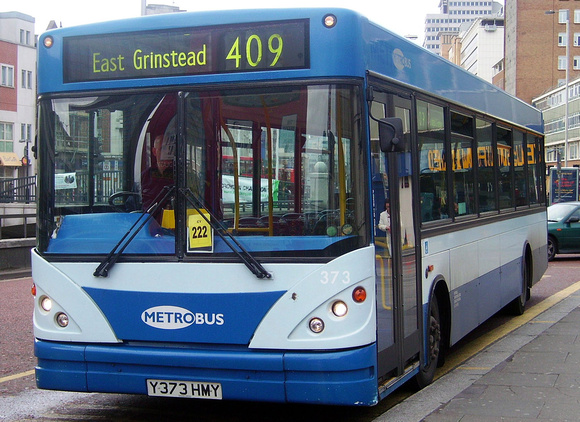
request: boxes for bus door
[370,90,421,385]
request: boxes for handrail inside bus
[220,112,241,232]
[180,187,272,279]
[261,96,275,236]
[336,92,347,228]
[93,185,176,278]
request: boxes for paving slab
[375,290,580,422]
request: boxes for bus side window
[450,112,475,218]
[417,100,447,222]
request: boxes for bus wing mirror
[379,117,405,153]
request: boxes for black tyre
[509,254,531,316]
[547,236,557,261]
[414,296,441,389]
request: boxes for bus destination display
[63,20,309,83]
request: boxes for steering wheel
[108,191,142,212]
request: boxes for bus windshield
[37,83,368,258]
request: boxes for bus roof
[38,8,542,132]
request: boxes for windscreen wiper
[180,187,272,279]
[93,185,176,278]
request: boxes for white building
[424,0,503,55]
[533,77,580,168]
[448,17,504,83]
[142,2,185,16]
[0,11,36,179]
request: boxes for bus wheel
[509,254,530,316]
[414,297,441,389]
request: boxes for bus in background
[33,9,547,406]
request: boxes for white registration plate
[147,379,222,400]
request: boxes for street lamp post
[564,9,570,168]
[546,9,570,168]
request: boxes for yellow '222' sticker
[188,210,213,252]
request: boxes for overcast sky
[10,0,443,44]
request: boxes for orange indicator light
[352,286,367,303]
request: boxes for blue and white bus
[33,8,547,406]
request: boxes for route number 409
[226,34,283,68]
[320,270,351,285]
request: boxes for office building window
[1,65,14,87]
[20,70,32,89]
[570,141,578,160]
[0,123,14,153]
[559,56,568,70]
[20,124,31,142]
[19,29,31,45]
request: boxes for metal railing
[0,176,37,239]
[0,175,36,204]
[0,212,36,239]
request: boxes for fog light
[352,286,367,303]
[309,317,325,333]
[56,312,69,327]
[40,296,52,312]
[332,300,348,317]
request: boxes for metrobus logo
[141,306,224,329]
[392,48,411,71]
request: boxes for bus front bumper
[35,339,379,406]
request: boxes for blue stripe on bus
[35,340,379,406]
[83,288,285,344]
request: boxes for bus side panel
[476,235,502,323]
[422,212,547,346]
[449,243,480,337]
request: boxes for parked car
[547,201,580,261]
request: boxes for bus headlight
[56,312,69,328]
[40,296,52,312]
[331,300,348,317]
[309,317,325,333]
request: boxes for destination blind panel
[63,19,310,83]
